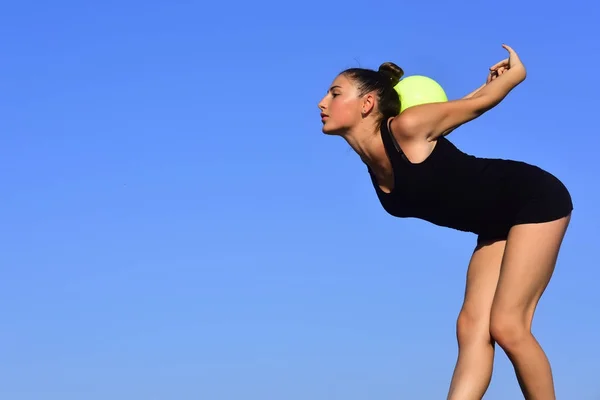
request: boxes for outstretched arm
[391,44,526,141]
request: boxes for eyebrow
[328,85,341,92]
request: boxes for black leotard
[369,119,573,244]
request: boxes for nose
[318,96,327,111]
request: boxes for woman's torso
[368,119,556,236]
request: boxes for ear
[360,92,376,116]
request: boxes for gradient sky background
[2,0,599,399]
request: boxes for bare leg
[447,239,505,400]
[490,215,571,399]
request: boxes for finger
[502,44,522,64]
[491,67,506,80]
[490,58,509,70]
[502,44,516,54]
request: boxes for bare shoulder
[387,111,433,145]
[387,113,423,142]
[386,115,438,164]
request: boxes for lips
[320,113,328,119]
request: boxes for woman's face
[318,74,363,135]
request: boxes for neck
[341,119,385,168]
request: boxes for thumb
[502,44,521,62]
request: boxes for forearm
[439,83,486,135]
[463,83,487,99]
[471,66,526,106]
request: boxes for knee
[489,312,532,353]
[456,308,492,346]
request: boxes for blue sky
[1,0,599,399]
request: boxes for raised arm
[391,44,526,141]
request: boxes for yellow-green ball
[394,75,448,113]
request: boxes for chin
[321,122,345,136]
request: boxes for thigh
[491,215,571,322]
[459,239,506,330]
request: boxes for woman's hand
[487,44,526,83]
[487,65,507,83]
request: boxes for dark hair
[341,62,404,122]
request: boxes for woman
[318,44,572,400]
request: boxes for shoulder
[388,105,443,142]
[388,113,416,138]
[387,111,429,143]
[385,116,443,163]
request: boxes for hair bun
[378,62,404,87]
